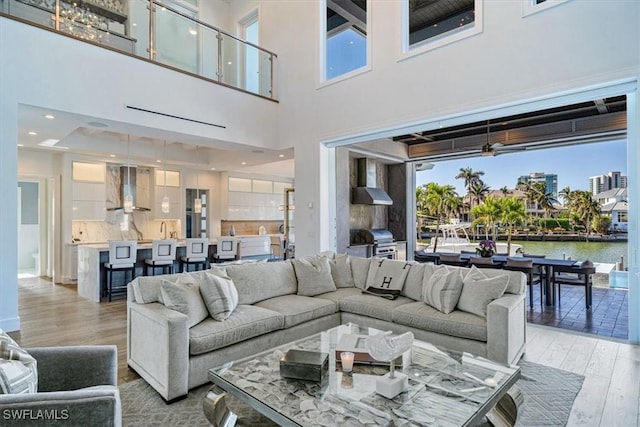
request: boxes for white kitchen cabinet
[238,236,270,257]
[72,181,106,220]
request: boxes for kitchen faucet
[160,221,167,239]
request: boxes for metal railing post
[148,0,155,60]
[216,30,222,83]
[269,54,274,99]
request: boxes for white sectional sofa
[127,254,526,401]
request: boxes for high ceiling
[17,105,295,178]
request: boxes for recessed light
[228,61,232,65]
[241,161,247,165]
[278,154,285,158]
[109,154,116,158]
[44,114,55,119]
[210,167,216,170]
[38,139,60,147]
[17,144,24,147]
[28,131,37,136]
[156,160,162,163]
[188,29,197,35]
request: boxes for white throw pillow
[0,329,37,394]
[199,272,239,321]
[422,265,464,314]
[160,276,209,327]
[364,258,411,299]
[329,253,355,288]
[292,256,337,296]
[457,266,509,318]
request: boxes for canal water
[516,240,628,265]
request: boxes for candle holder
[366,331,413,399]
[340,351,354,373]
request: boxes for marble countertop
[76,238,219,250]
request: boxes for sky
[416,140,627,195]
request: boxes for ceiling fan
[480,120,525,156]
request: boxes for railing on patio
[0,0,278,100]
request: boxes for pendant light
[161,140,170,213]
[123,135,133,213]
[194,146,202,214]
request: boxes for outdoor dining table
[416,251,595,307]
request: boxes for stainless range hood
[351,158,393,205]
[107,166,151,211]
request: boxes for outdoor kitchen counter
[77,239,218,302]
[346,244,373,258]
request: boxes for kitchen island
[77,239,218,302]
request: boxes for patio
[526,284,628,339]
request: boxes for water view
[516,240,627,265]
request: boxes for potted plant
[476,239,496,257]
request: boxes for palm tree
[424,183,461,252]
[469,181,491,206]
[559,186,573,207]
[568,190,601,242]
[455,167,485,219]
[499,186,510,197]
[497,197,527,255]
[471,196,501,240]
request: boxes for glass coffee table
[208,323,520,426]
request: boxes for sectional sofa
[127,254,526,401]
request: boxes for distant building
[589,171,627,196]
[595,188,628,232]
[517,172,558,200]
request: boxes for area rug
[120,360,583,426]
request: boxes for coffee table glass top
[208,323,520,426]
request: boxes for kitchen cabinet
[224,176,292,220]
[154,169,181,219]
[72,162,106,220]
[238,236,270,257]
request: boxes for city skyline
[416,139,627,198]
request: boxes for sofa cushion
[0,329,38,394]
[313,288,363,309]
[160,276,209,328]
[339,294,414,322]
[457,267,510,318]
[292,256,337,296]
[329,253,356,288]
[392,302,487,342]
[189,305,284,355]
[254,295,337,328]
[349,256,371,290]
[364,259,411,299]
[401,262,428,301]
[199,272,239,321]
[422,265,464,314]
[226,260,297,305]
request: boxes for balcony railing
[1,0,278,100]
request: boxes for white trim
[400,0,483,61]
[626,87,639,343]
[522,0,572,18]
[323,78,638,147]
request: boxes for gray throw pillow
[0,329,38,394]
[292,256,337,296]
[160,276,209,327]
[456,266,509,318]
[199,272,239,321]
[329,253,355,288]
[349,256,372,289]
[421,265,464,314]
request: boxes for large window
[241,12,260,94]
[404,0,482,55]
[323,0,368,82]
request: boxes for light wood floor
[8,276,640,426]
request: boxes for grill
[352,229,397,259]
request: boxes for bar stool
[103,240,137,302]
[213,237,237,263]
[269,235,284,260]
[145,239,177,276]
[181,238,209,272]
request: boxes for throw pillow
[0,329,37,394]
[457,266,510,318]
[329,253,355,288]
[364,258,411,300]
[421,265,464,314]
[199,272,239,321]
[349,256,372,290]
[160,276,209,327]
[292,256,337,296]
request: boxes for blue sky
[416,140,627,195]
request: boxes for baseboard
[0,316,21,332]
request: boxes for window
[322,0,369,82]
[240,11,260,94]
[522,0,571,17]
[403,0,482,56]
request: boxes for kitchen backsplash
[221,220,284,236]
[72,211,180,243]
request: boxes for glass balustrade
[1,0,277,100]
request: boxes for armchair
[0,345,121,427]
